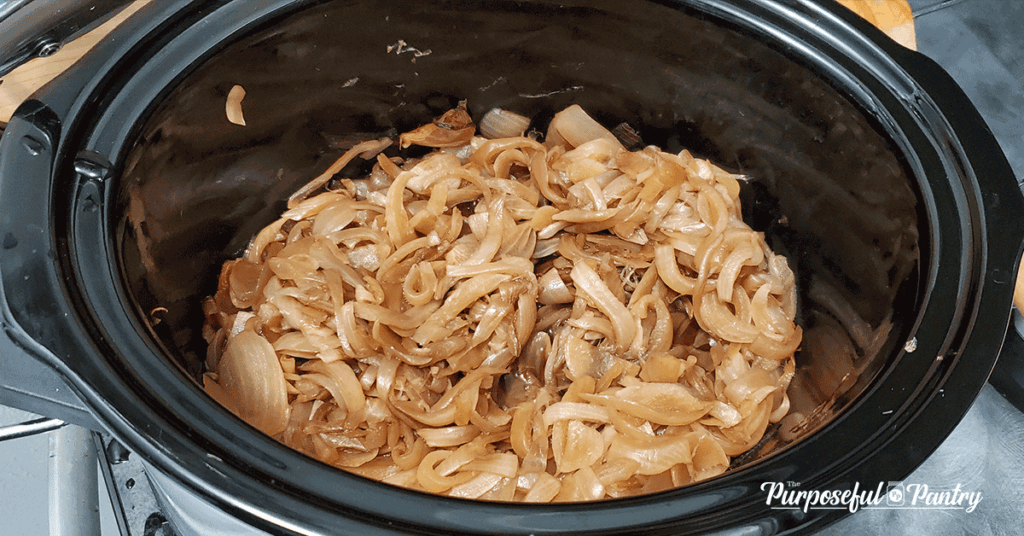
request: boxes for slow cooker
[1,0,1022,534]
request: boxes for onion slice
[546,105,623,150]
[569,261,636,350]
[226,85,246,126]
[479,108,531,139]
[400,100,476,149]
[211,329,289,435]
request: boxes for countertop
[1,0,1023,534]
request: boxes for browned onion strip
[226,85,246,126]
[202,103,802,502]
[289,138,393,209]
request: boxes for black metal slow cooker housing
[1,0,1022,534]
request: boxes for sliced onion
[479,108,531,139]
[583,383,708,426]
[569,261,635,350]
[461,452,520,478]
[553,420,605,474]
[412,274,510,345]
[723,368,777,407]
[289,138,392,208]
[542,402,611,426]
[226,85,246,126]
[449,472,504,499]
[307,360,366,413]
[399,101,475,149]
[523,472,561,503]
[547,105,624,150]
[418,425,481,448]
[606,431,694,475]
[416,450,476,493]
[212,329,289,435]
[202,103,803,503]
[595,457,640,487]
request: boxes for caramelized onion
[399,100,476,149]
[215,329,289,435]
[202,103,801,502]
[478,108,531,139]
[226,85,246,126]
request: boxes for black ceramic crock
[1,0,1022,534]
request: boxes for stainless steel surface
[146,468,259,536]
[0,407,118,535]
[48,426,100,536]
[0,410,168,536]
[0,416,64,441]
[96,434,179,536]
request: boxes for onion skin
[399,100,476,149]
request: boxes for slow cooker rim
[5,0,1020,534]
[61,0,1007,528]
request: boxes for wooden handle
[836,0,917,50]
[0,1,151,123]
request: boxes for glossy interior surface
[116,0,920,473]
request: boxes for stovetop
[2,0,1023,534]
